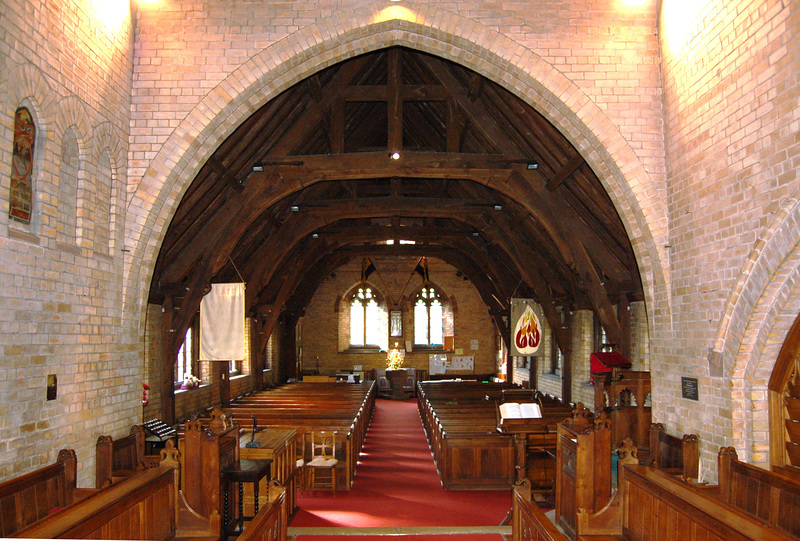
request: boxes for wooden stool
[222,458,272,534]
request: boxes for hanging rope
[229,257,246,287]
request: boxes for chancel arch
[125,7,668,342]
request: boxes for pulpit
[591,353,650,448]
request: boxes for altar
[386,369,411,400]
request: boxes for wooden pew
[217,382,375,491]
[12,465,176,539]
[239,427,298,517]
[715,446,800,537]
[639,422,699,481]
[236,480,287,541]
[0,449,97,537]
[578,463,797,541]
[417,381,573,490]
[555,405,611,540]
[512,480,569,541]
[95,425,162,488]
[181,406,238,537]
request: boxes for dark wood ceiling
[150,47,642,362]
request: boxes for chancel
[2,1,800,540]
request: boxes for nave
[288,398,511,541]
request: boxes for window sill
[174,383,208,394]
[344,347,381,354]
[540,373,561,381]
[411,345,447,353]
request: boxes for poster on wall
[429,354,447,375]
[510,298,544,357]
[451,355,474,371]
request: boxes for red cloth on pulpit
[590,351,631,374]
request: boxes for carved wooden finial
[160,438,180,469]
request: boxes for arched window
[9,107,35,224]
[95,150,112,255]
[350,286,381,347]
[414,285,444,346]
[58,128,79,245]
[175,322,199,389]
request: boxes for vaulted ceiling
[149,47,642,362]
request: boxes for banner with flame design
[510,298,544,357]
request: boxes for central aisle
[289,397,511,530]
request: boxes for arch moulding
[123,5,669,340]
[712,195,800,464]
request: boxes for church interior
[1,0,800,539]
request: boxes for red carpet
[290,398,511,528]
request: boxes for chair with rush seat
[307,431,338,495]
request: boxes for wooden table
[222,458,272,535]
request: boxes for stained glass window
[9,107,35,224]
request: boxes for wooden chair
[402,367,417,398]
[295,432,307,493]
[375,369,391,398]
[307,431,338,495]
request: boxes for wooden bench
[213,381,375,491]
[714,446,800,537]
[555,405,612,540]
[236,480,287,541]
[12,465,177,539]
[0,449,98,537]
[578,463,797,541]
[418,381,573,490]
[512,480,569,541]
[95,425,163,488]
[638,422,699,480]
[239,428,298,518]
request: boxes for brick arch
[711,196,800,463]
[91,122,126,254]
[124,6,669,331]
[54,96,92,245]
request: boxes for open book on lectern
[498,402,542,419]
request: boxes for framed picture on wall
[390,310,403,337]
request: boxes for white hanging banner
[510,298,544,357]
[200,282,245,361]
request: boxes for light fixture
[290,205,300,212]
[390,151,401,160]
[311,233,319,239]
[471,232,480,237]
[493,204,502,211]
[252,164,264,172]
[527,162,539,170]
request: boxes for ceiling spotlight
[471,232,480,237]
[493,204,503,211]
[252,164,264,172]
[311,233,319,239]
[390,151,401,160]
[290,205,300,212]
[527,162,539,170]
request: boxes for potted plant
[181,374,201,389]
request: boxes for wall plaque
[681,377,699,401]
